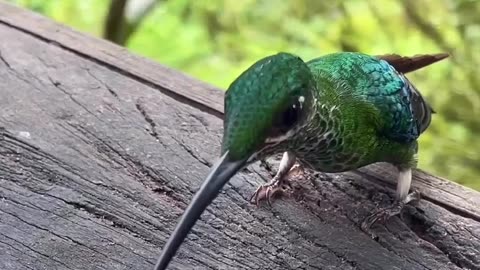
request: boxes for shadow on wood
[0,2,479,270]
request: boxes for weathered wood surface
[0,2,479,270]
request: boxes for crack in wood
[65,123,190,199]
[0,232,75,270]
[0,207,130,267]
[46,75,103,122]
[135,98,160,140]
[0,49,11,69]
[0,187,153,261]
[85,68,119,99]
[0,19,224,119]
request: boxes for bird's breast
[297,150,364,173]
[291,126,370,173]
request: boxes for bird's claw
[361,190,421,240]
[361,204,404,240]
[249,177,287,206]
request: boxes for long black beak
[153,151,246,270]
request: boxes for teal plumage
[307,52,432,143]
[267,52,435,173]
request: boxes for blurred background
[8,0,479,190]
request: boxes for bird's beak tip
[153,151,246,270]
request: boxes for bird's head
[222,52,316,162]
[154,52,316,270]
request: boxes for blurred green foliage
[10,0,480,190]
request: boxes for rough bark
[0,2,479,270]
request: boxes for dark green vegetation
[10,0,480,190]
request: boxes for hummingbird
[153,51,448,270]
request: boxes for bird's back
[306,52,434,145]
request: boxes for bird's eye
[266,95,307,141]
[272,100,302,134]
[280,105,299,130]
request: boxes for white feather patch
[264,129,296,144]
[396,168,412,201]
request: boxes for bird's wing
[362,65,432,143]
[363,54,448,142]
[308,52,448,143]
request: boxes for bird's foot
[251,152,299,206]
[249,175,290,206]
[361,190,421,239]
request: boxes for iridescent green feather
[307,52,431,143]
[282,52,433,171]
[222,52,434,172]
[223,53,315,160]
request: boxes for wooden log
[0,2,479,270]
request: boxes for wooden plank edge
[355,164,480,222]
[0,1,225,118]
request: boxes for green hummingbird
[153,51,448,270]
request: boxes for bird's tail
[377,53,449,74]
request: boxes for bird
[153,51,449,270]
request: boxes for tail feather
[377,53,449,74]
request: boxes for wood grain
[0,2,479,270]
[0,1,225,118]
